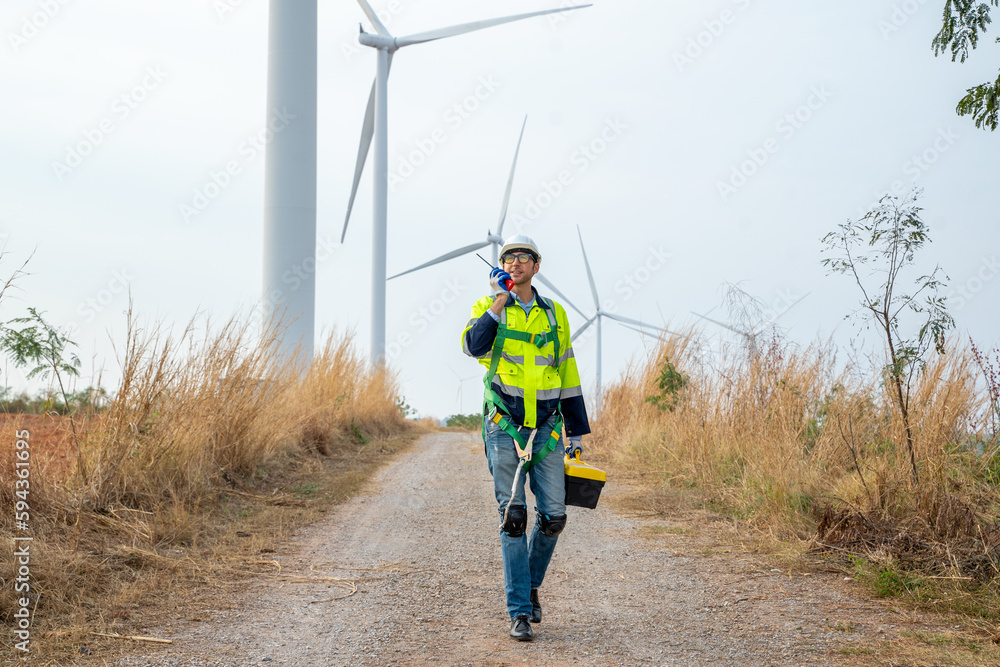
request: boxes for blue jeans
[484,412,566,620]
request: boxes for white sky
[1,0,998,420]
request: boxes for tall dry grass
[592,329,999,580]
[72,310,409,512]
[0,307,412,634]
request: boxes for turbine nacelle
[358,32,399,51]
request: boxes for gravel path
[115,431,953,666]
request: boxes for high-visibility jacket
[461,287,590,437]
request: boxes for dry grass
[592,329,1000,623]
[0,308,417,660]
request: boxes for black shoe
[529,588,542,624]
[509,614,533,641]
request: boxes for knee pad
[500,505,527,537]
[538,512,567,537]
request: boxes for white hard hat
[499,234,541,262]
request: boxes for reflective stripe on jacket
[461,287,590,437]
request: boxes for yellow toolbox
[564,452,606,509]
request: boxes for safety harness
[482,295,564,471]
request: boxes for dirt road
[116,431,957,666]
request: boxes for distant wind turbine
[571,226,678,414]
[449,366,479,414]
[691,292,810,355]
[342,0,592,366]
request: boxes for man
[461,234,590,641]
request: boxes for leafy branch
[932,0,1000,130]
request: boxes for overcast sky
[2,0,998,420]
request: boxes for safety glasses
[501,252,535,265]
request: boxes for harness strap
[503,328,557,349]
[480,295,563,470]
[487,406,562,472]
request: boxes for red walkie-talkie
[477,253,513,291]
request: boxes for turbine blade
[534,274,588,321]
[356,0,390,36]
[496,115,527,238]
[342,53,394,242]
[616,320,662,340]
[571,315,597,342]
[342,83,376,242]
[691,311,745,337]
[388,240,491,280]
[603,312,668,333]
[394,5,592,48]
[576,226,600,309]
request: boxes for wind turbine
[262,0,317,365]
[691,292,810,356]
[449,366,479,414]
[342,0,592,366]
[388,116,580,311]
[389,116,527,279]
[571,226,677,414]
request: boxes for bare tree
[821,190,954,485]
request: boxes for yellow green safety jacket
[461,287,591,443]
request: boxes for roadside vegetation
[592,193,1000,642]
[0,293,417,660]
[445,413,481,430]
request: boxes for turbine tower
[571,226,676,414]
[342,0,592,366]
[263,0,317,365]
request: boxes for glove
[489,267,513,296]
[565,436,583,459]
